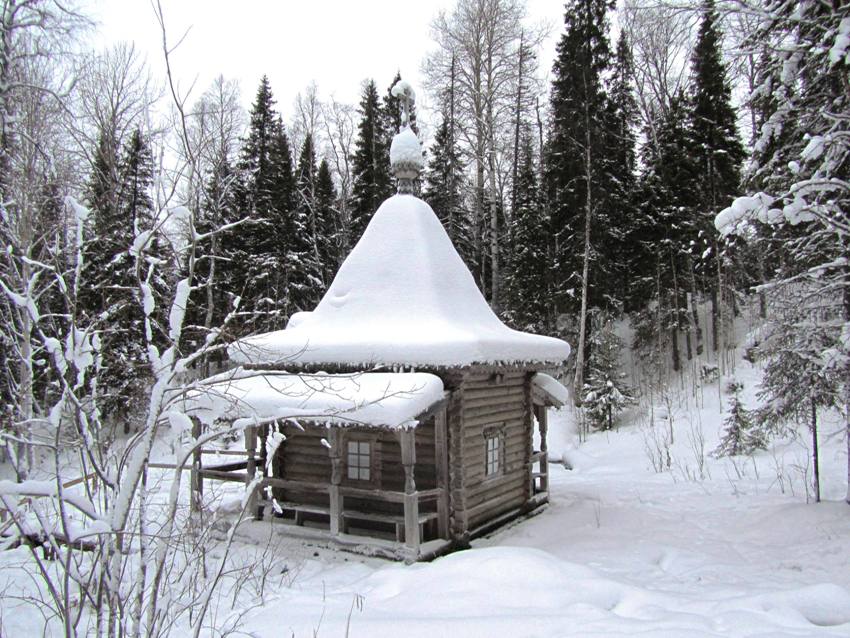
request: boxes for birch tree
[424,0,542,310]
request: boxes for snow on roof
[229,194,570,368]
[184,369,445,429]
[532,373,570,407]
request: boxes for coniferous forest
[0,0,848,635]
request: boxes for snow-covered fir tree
[232,77,294,333]
[80,128,160,429]
[631,93,703,371]
[604,32,639,306]
[423,114,474,270]
[546,0,615,316]
[715,0,849,502]
[687,0,745,352]
[582,310,633,431]
[502,132,549,333]
[349,80,392,247]
[292,133,325,310]
[714,381,765,457]
[315,158,341,286]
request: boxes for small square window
[485,433,501,477]
[347,440,371,481]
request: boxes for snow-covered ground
[196,358,850,637]
[2,355,849,637]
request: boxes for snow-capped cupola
[389,80,424,194]
[228,81,570,370]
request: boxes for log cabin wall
[451,368,533,533]
[272,420,439,517]
[272,425,332,508]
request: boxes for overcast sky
[86,0,564,128]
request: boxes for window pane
[348,441,357,453]
[348,466,358,480]
[359,467,370,481]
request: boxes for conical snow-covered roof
[228,193,570,369]
[229,78,568,369]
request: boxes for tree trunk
[572,118,593,407]
[511,31,525,220]
[811,398,820,503]
[844,270,850,505]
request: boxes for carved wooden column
[328,429,344,536]
[539,406,549,494]
[400,428,420,560]
[434,408,450,539]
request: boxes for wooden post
[328,429,343,536]
[538,406,549,494]
[190,418,203,513]
[434,408,450,539]
[400,428,420,561]
[245,425,259,519]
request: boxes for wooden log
[464,371,525,387]
[262,477,329,493]
[199,449,249,456]
[463,404,527,423]
[462,385,525,401]
[197,469,249,482]
[339,485,406,502]
[463,393,526,412]
[467,499,526,530]
[202,460,248,473]
[465,487,527,524]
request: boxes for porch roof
[183,368,446,430]
[531,373,570,408]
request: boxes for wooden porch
[190,406,452,563]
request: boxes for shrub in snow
[714,381,766,457]
[583,311,634,430]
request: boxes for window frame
[483,425,505,480]
[343,433,381,486]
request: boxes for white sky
[86,0,563,129]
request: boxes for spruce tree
[348,80,392,247]
[604,33,639,306]
[502,132,549,332]
[80,128,158,429]
[718,0,849,503]
[547,0,618,401]
[185,156,240,357]
[631,94,703,370]
[582,310,633,431]
[714,381,765,457]
[687,0,745,350]
[232,77,293,333]
[546,0,615,315]
[291,133,324,310]
[423,115,474,269]
[314,158,340,285]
